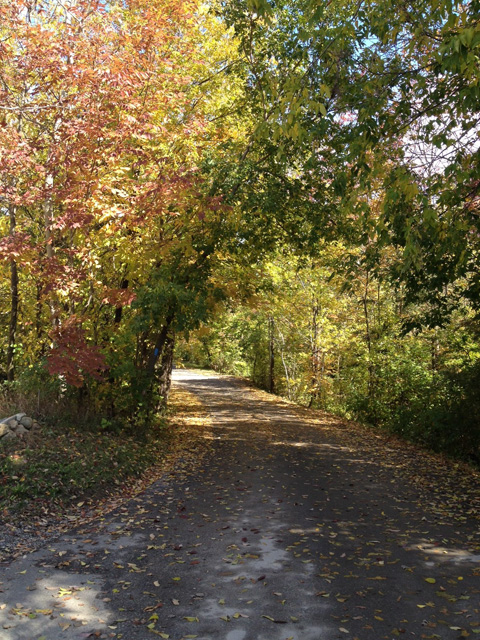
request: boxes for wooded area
[1,0,479,461]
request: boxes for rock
[14,425,28,436]
[0,423,10,438]
[0,415,39,440]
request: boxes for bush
[390,362,480,462]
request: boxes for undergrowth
[0,419,172,518]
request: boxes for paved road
[1,369,479,640]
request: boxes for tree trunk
[6,112,23,382]
[146,313,175,378]
[6,203,18,382]
[43,171,59,327]
[362,271,375,401]
[431,331,439,372]
[158,333,175,409]
[268,315,275,393]
[114,278,129,325]
[44,173,54,260]
[309,298,320,408]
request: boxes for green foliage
[180,249,480,464]
[218,0,480,323]
[387,361,480,462]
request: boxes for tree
[0,0,245,419]
[217,0,480,324]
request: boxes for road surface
[0,369,479,640]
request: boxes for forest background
[1,0,480,479]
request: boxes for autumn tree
[0,0,246,420]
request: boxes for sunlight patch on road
[0,570,112,639]
[271,440,351,451]
[407,541,480,564]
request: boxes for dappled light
[0,369,479,639]
[0,565,112,638]
[408,541,480,565]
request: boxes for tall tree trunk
[44,173,54,260]
[35,281,43,340]
[309,298,320,408]
[146,313,175,378]
[114,278,129,325]
[431,331,439,372]
[6,112,23,381]
[362,271,375,401]
[268,315,275,394]
[43,171,59,327]
[158,333,175,409]
[7,203,18,382]
[107,278,129,417]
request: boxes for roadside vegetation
[177,251,480,465]
[0,388,208,534]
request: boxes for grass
[0,386,211,529]
[0,418,172,520]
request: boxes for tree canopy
[1,0,480,458]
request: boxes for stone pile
[0,413,39,442]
